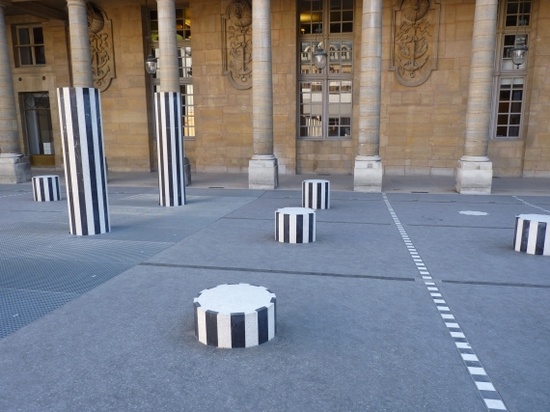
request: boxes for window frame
[298,0,354,141]
[12,24,46,67]
[491,0,531,140]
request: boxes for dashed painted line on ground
[382,193,508,412]
[513,196,550,214]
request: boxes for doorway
[21,92,54,166]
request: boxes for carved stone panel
[391,0,440,87]
[87,2,115,92]
[222,0,252,90]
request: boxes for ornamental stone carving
[222,0,252,90]
[87,2,115,92]
[391,0,440,87]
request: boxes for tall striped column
[155,91,186,206]
[57,87,110,235]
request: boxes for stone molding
[222,0,252,90]
[391,0,440,87]
[87,2,115,92]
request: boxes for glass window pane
[17,28,30,45]
[33,27,44,44]
[35,46,46,64]
[19,47,33,65]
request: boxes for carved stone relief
[391,0,440,87]
[222,0,252,90]
[87,2,115,92]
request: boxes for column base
[0,154,31,184]
[353,156,383,192]
[455,157,493,195]
[248,156,278,189]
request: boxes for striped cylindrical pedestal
[514,214,550,256]
[275,207,316,243]
[302,179,330,209]
[32,175,61,202]
[155,92,186,207]
[57,87,110,236]
[194,284,276,348]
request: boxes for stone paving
[0,173,549,411]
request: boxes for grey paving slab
[0,266,487,412]
[440,283,550,412]
[146,216,416,278]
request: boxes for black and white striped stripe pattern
[155,92,186,207]
[32,175,61,202]
[383,194,508,411]
[194,284,276,348]
[302,179,330,209]
[57,87,110,236]
[275,207,316,243]
[514,214,550,256]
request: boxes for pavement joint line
[138,262,416,282]
[441,279,550,289]
[512,196,550,214]
[382,193,509,412]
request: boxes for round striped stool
[32,175,61,202]
[302,179,330,209]
[514,214,550,256]
[275,207,316,243]
[194,283,276,348]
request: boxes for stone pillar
[353,0,383,193]
[456,0,498,195]
[248,0,278,190]
[155,0,186,205]
[57,0,110,235]
[67,0,93,87]
[0,1,31,183]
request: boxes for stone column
[58,0,110,234]
[155,0,186,205]
[248,0,278,189]
[0,1,31,183]
[456,0,498,195]
[353,0,383,192]
[67,0,93,87]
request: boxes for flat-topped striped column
[32,175,61,202]
[57,87,110,236]
[275,207,316,243]
[155,91,186,207]
[194,283,276,348]
[302,179,330,209]
[514,214,550,256]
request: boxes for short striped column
[514,214,550,256]
[155,91,186,207]
[32,175,61,202]
[302,179,330,209]
[57,87,110,236]
[275,207,316,243]
[194,283,276,348]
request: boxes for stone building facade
[1,0,549,192]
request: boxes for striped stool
[194,283,276,348]
[275,207,316,243]
[514,214,550,256]
[32,175,61,202]
[302,179,330,209]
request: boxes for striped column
[194,283,276,348]
[155,91,186,207]
[57,87,110,236]
[302,179,330,210]
[514,214,550,256]
[275,207,316,243]
[32,175,61,202]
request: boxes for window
[298,0,354,139]
[13,25,45,66]
[21,92,54,166]
[493,0,530,139]
[148,7,194,138]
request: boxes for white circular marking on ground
[459,210,488,216]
